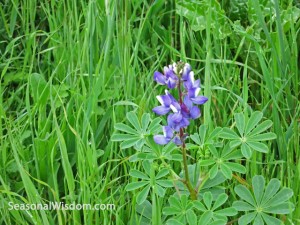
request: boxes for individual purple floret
[153,64,179,89]
[152,90,180,115]
[153,126,182,145]
[153,62,208,145]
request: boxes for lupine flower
[153,126,182,145]
[167,111,190,132]
[153,62,208,145]
[152,90,180,115]
[153,64,179,89]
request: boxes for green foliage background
[0,0,299,224]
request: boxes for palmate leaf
[163,195,196,225]
[188,125,222,160]
[126,160,172,205]
[111,111,161,150]
[199,144,246,179]
[233,175,294,225]
[194,192,237,224]
[219,111,277,158]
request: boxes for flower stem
[178,76,197,200]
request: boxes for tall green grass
[0,0,299,224]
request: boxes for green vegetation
[0,0,299,224]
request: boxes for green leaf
[148,118,162,134]
[155,184,166,197]
[156,180,173,188]
[120,138,140,149]
[241,143,252,158]
[225,162,246,174]
[198,211,212,224]
[234,185,256,206]
[136,185,150,205]
[135,139,145,150]
[141,113,150,132]
[221,143,234,158]
[186,209,197,224]
[234,112,245,136]
[163,207,180,215]
[208,145,219,158]
[111,133,139,141]
[233,201,255,211]
[264,202,294,214]
[247,141,269,153]
[220,164,232,179]
[261,178,281,204]
[250,120,273,136]
[219,128,240,139]
[126,111,141,131]
[223,149,244,160]
[203,192,213,209]
[238,212,257,225]
[156,168,169,179]
[253,214,264,225]
[166,219,184,225]
[142,160,151,176]
[129,170,149,180]
[245,111,263,134]
[199,124,207,143]
[190,133,201,145]
[230,139,242,148]
[208,127,223,140]
[248,133,277,141]
[199,159,215,166]
[169,196,182,210]
[194,201,206,211]
[125,181,148,191]
[261,213,282,225]
[114,123,138,134]
[215,207,237,216]
[252,175,265,205]
[212,193,228,210]
[210,220,227,225]
[209,164,219,179]
[264,188,293,207]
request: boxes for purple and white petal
[190,106,201,119]
[188,87,201,98]
[152,106,170,115]
[166,78,177,89]
[154,135,170,145]
[183,95,193,109]
[166,90,177,102]
[163,126,173,139]
[173,136,182,145]
[193,79,201,88]
[156,94,172,107]
[182,63,191,81]
[179,117,190,128]
[169,112,183,123]
[191,96,208,105]
[153,71,166,85]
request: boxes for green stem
[181,138,197,200]
[177,71,197,200]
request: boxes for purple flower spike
[152,61,208,145]
[154,126,173,145]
